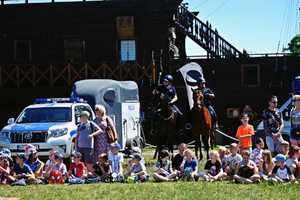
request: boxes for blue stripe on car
[70,130,77,137]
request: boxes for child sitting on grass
[251,138,265,166]
[233,150,260,184]
[68,152,86,184]
[0,152,14,185]
[180,149,198,181]
[11,153,35,185]
[258,150,275,181]
[89,153,111,183]
[199,150,226,182]
[218,146,230,168]
[126,154,149,183]
[285,146,300,178]
[153,150,177,182]
[48,153,67,184]
[270,154,295,183]
[224,143,242,178]
[108,143,124,182]
[235,113,255,152]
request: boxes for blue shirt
[25,159,42,173]
[183,159,198,171]
[13,163,33,175]
[77,121,99,148]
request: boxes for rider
[196,78,218,127]
[153,74,182,115]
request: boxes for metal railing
[175,4,242,58]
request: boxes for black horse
[152,94,179,159]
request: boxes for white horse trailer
[71,79,143,149]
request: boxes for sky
[184,0,299,56]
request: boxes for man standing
[261,95,284,155]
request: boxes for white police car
[0,98,95,158]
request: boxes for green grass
[0,148,299,200]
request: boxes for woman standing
[94,105,118,158]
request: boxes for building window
[120,40,136,62]
[14,40,32,62]
[64,39,85,63]
[241,64,260,87]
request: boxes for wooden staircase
[175,4,242,58]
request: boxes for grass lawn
[0,148,299,200]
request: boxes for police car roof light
[34,97,86,104]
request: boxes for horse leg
[203,134,210,160]
[210,129,216,150]
[199,135,203,161]
[194,136,198,159]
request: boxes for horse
[152,95,178,159]
[189,89,215,160]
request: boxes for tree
[288,34,300,55]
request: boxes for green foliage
[288,35,300,55]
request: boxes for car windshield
[16,107,72,123]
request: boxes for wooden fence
[0,62,153,87]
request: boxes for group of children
[0,141,299,186]
[0,142,149,185]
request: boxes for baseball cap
[16,153,26,160]
[80,111,90,118]
[275,154,286,162]
[110,143,121,149]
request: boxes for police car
[0,98,95,157]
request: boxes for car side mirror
[7,118,15,125]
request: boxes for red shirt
[236,124,254,149]
[69,162,85,178]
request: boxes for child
[251,138,265,166]
[25,147,44,178]
[172,143,188,172]
[271,154,295,183]
[90,153,111,182]
[0,153,14,184]
[48,153,67,184]
[218,146,229,168]
[233,150,260,184]
[258,150,275,181]
[278,140,290,157]
[44,149,57,177]
[68,152,86,184]
[108,143,124,182]
[235,113,255,151]
[153,150,177,182]
[180,149,198,181]
[286,145,300,178]
[11,153,35,185]
[199,151,225,182]
[126,154,149,183]
[224,143,242,177]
